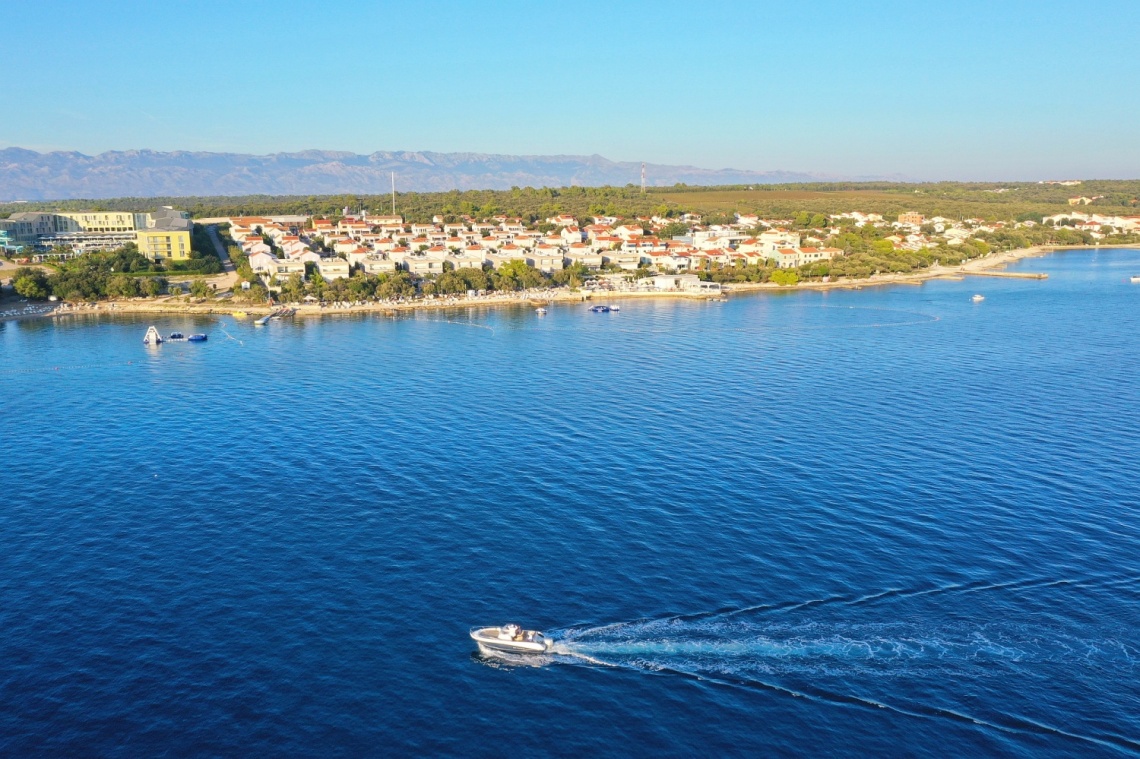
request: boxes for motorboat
[143,326,163,345]
[535,307,548,315]
[971,294,985,302]
[187,334,208,342]
[470,624,553,655]
[1130,275,1140,284]
[168,332,186,341]
[609,305,620,312]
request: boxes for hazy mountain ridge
[0,148,829,200]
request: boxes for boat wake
[550,617,1137,678]
[544,615,1140,752]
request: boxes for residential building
[526,250,564,272]
[649,274,720,293]
[360,257,397,275]
[317,257,351,280]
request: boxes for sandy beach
[1,243,1130,324]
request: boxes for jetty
[959,270,1048,280]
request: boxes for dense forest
[3,181,1137,226]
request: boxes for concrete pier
[960,270,1048,279]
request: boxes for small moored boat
[535,307,548,315]
[470,624,553,655]
[971,294,985,302]
[609,305,620,312]
[1130,275,1140,284]
[168,332,186,341]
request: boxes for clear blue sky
[3,0,1138,180]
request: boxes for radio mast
[391,172,396,215]
[641,162,646,194]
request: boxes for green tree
[455,267,489,291]
[377,272,415,299]
[770,269,799,286]
[140,277,167,297]
[106,274,141,299]
[12,268,50,299]
[346,273,376,300]
[280,272,305,302]
[308,272,327,299]
[190,279,211,298]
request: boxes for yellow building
[137,228,192,261]
[6,206,193,260]
[135,207,193,261]
[57,212,142,233]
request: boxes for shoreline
[4,243,1135,324]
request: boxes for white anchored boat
[1130,275,1140,284]
[972,294,985,302]
[470,624,553,655]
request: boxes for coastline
[4,243,1134,324]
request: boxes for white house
[403,255,446,275]
[613,225,645,241]
[650,273,719,292]
[560,226,584,245]
[344,248,374,267]
[526,250,564,272]
[451,249,486,270]
[360,256,397,274]
[272,259,306,282]
[758,230,802,254]
[317,257,351,280]
[247,250,280,274]
[565,247,605,269]
[773,248,801,268]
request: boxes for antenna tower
[391,172,396,215]
[641,162,646,194]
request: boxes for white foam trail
[551,618,1138,678]
[541,616,1140,753]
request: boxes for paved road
[205,225,238,290]
[206,225,236,273]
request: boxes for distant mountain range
[0,148,834,200]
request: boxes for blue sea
[2,248,1139,757]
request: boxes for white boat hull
[470,626,552,655]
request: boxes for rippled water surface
[2,249,1139,756]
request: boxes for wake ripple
[552,618,1137,677]
[546,616,1140,753]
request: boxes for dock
[960,270,1048,280]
